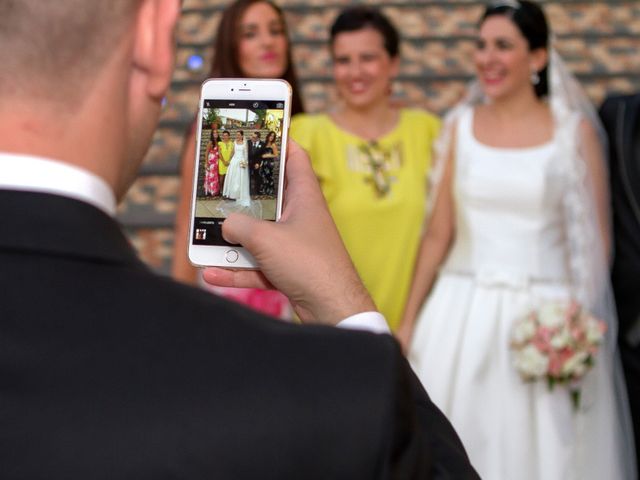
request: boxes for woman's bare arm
[396,138,456,351]
[578,119,611,258]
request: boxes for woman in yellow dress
[217,130,234,196]
[290,6,440,329]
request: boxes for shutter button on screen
[225,249,239,263]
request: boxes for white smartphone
[188,78,292,268]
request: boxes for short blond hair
[0,0,141,101]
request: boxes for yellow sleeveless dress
[290,109,440,330]
[217,141,233,176]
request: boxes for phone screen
[191,98,285,246]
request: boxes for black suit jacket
[248,140,264,168]
[0,190,478,479]
[248,141,264,195]
[600,94,640,344]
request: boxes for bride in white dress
[222,130,251,207]
[397,1,635,479]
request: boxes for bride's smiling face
[474,15,547,101]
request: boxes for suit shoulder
[600,93,640,113]
[132,267,402,370]
[280,322,402,370]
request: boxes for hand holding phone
[188,78,292,269]
[201,141,378,325]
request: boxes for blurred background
[119,0,640,275]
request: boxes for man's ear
[132,0,181,100]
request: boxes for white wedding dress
[409,107,628,479]
[222,141,250,207]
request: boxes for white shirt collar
[0,152,117,216]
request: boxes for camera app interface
[192,99,285,246]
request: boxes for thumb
[221,212,262,248]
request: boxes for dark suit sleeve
[383,339,480,479]
[599,97,619,159]
[598,97,615,125]
[406,361,480,479]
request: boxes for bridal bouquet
[510,300,606,408]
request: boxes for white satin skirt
[408,270,629,480]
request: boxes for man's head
[0,0,181,200]
[251,132,260,143]
[0,1,138,103]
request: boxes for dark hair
[210,0,304,115]
[236,130,244,138]
[222,130,231,137]
[266,131,276,143]
[330,6,399,58]
[481,0,549,98]
[210,130,221,143]
[252,131,261,139]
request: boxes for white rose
[550,329,572,349]
[561,351,590,377]
[573,362,588,378]
[512,318,537,344]
[538,303,565,329]
[514,345,549,379]
[585,319,605,344]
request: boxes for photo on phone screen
[191,98,286,247]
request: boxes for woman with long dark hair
[173,0,303,319]
[203,129,221,196]
[258,130,278,196]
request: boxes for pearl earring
[530,71,540,85]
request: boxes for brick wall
[120,0,640,273]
